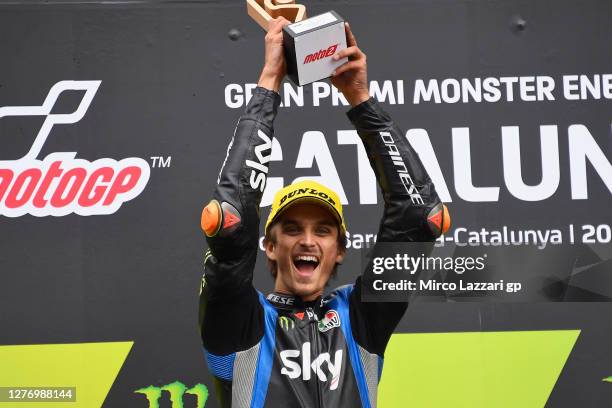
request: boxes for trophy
[246,0,348,86]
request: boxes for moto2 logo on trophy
[0,81,150,217]
[304,44,338,64]
[280,343,343,390]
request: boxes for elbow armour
[201,199,243,238]
[426,203,451,238]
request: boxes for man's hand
[331,23,370,107]
[258,17,291,93]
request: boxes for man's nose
[298,229,316,247]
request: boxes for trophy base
[283,11,348,87]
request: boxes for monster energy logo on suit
[279,316,295,330]
[134,381,208,408]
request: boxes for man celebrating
[199,17,450,408]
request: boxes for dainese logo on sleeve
[0,80,151,217]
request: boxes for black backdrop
[1,1,611,407]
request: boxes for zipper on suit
[309,307,323,408]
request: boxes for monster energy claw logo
[135,381,208,408]
[279,316,295,330]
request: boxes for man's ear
[335,245,346,264]
[264,237,277,261]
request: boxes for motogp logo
[0,80,150,217]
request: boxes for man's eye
[284,226,300,234]
[316,227,331,234]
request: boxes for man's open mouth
[293,255,320,275]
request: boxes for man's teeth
[294,255,319,263]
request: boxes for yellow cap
[265,180,346,236]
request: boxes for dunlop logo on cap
[279,188,337,207]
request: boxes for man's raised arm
[331,22,450,357]
[198,18,288,364]
[200,17,289,299]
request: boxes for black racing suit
[199,87,445,408]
